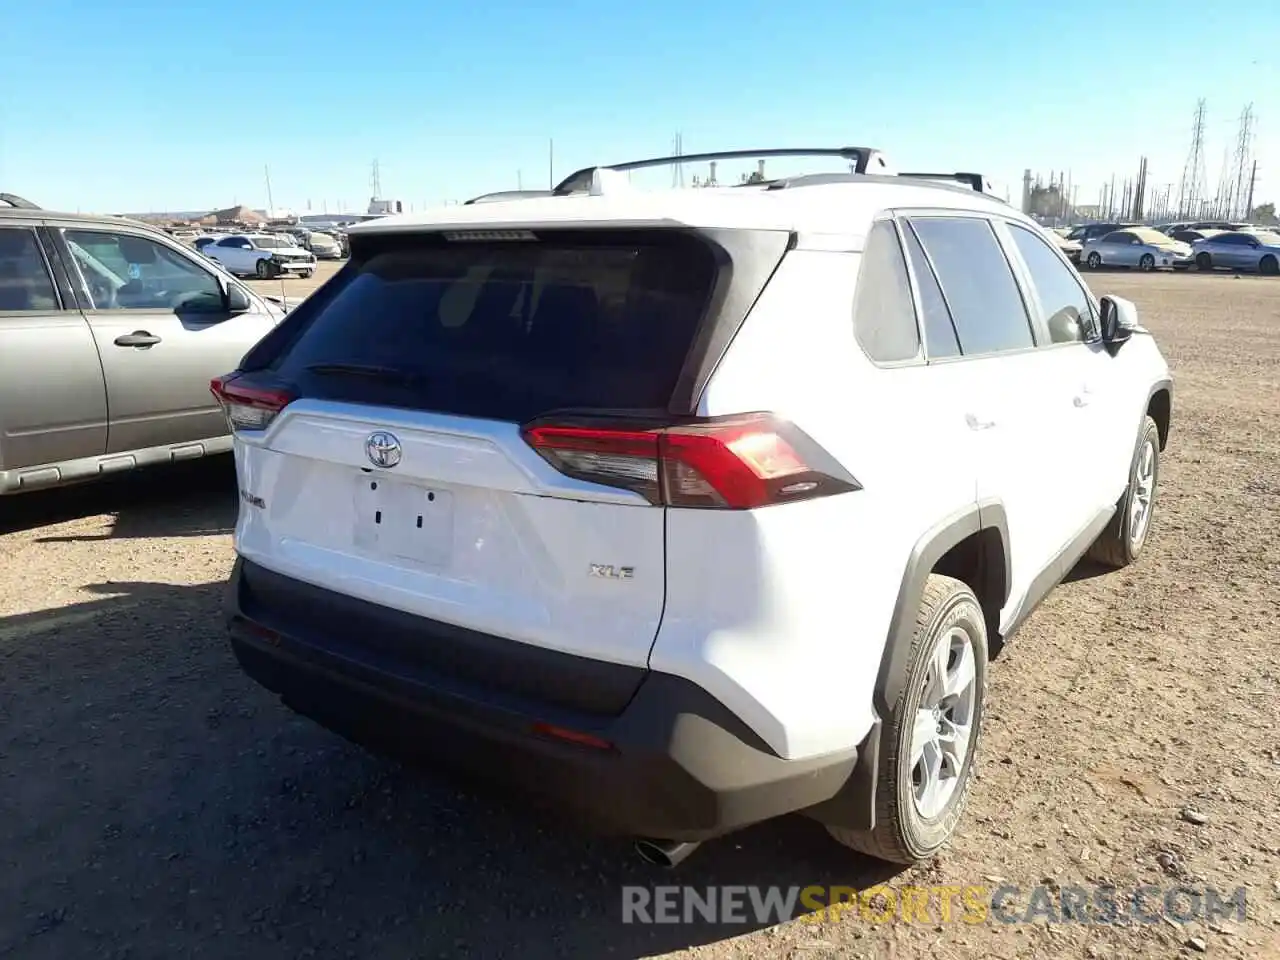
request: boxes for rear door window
[900,222,961,359]
[0,227,59,311]
[908,217,1035,356]
[272,232,718,422]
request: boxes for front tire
[1087,415,1160,569]
[1196,252,1213,271]
[1086,251,1102,269]
[827,575,987,864]
[1260,255,1279,276]
[1139,253,1155,271]
[255,259,276,280]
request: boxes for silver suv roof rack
[898,172,993,194]
[763,171,996,196]
[552,147,891,196]
[0,193,41,210]
[464,190,555,205]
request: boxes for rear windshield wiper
[304,362,429,387]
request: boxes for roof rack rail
[762,171,1003,203]
[464,189,554,205]
[552,147,891,196]
[0,193,41,210]
[897,172,992,194]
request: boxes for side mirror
[225,284,252,314]
[1098,295,1138,353]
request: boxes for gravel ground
[2,267,1278,960]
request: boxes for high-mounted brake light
[210,374,295,432]
[521,413,860,510]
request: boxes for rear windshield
[271,232,718,422]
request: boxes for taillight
[210,374,295,432]
[521,413,860,509]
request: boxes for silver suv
[0,199,287,495]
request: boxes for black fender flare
[873,499,1009,717]
[1144,377,1172,451]
[807,500,1009,832]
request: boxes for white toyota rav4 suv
[213,148,1171,867]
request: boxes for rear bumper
[225,557,858,841]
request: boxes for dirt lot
[2,265,1278,960]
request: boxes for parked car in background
[0,206,287,495]
[307,231,343,259]
[1081,228,1193,271]
[1169,228,1223,246]
[1189,220,1249,232]
[1191,230,1280,274]
[1052,233,1083,263]
[1064,221,1141,246]
[203,234,316,279]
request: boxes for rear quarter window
[852,220,921,363]
[271,232,719,422]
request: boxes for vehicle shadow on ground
[1062,557,1113,584]
[0,581,901,960]
[1,458,236,541]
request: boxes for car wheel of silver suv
[828,574,988,863]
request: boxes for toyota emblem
[365,431,402,469]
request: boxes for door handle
[1073,384,1094,408]
[965,412,997,431]
[114,331,161,348]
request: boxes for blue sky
[2,0,1276,215]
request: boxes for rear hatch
[217,226,788,710]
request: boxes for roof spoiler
[0,193,41,210]
[552,147,893,196]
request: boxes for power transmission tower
[1245,159,1258,219]
[1177,99,1207,219]
[1228,104,1255,219]
[1213,145,1234,219]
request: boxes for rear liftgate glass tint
[269,232,720,422]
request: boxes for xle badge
[589,564,635,581]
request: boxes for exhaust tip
[634,839,699,869]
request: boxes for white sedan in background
[1080,228,1193,271]
[307,231,343,259]
[203,233,316,279]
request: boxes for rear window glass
[273,234,717,422]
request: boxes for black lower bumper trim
[226,558,858,840]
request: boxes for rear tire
[1086,252,1102,269]
[1260,255,1279,276]
[1087,415,1160,569]
[1196,252,1213,271]
[827,574,987,864]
